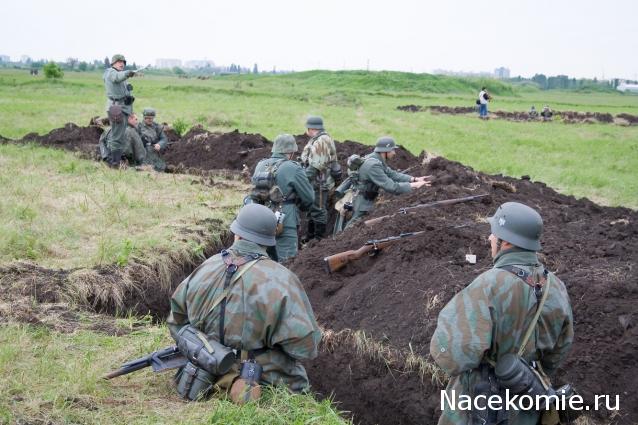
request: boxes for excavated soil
[6,123,638,424]
[291,157,638,425]
[399,105,638,125]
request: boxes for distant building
[617,82,638,93]
[0,55,10,63]
[184,59,215,69]
[155,58,182,69]
[494,67,510,79]
[20,55,31,64]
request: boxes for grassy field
[0,143,246,269]
[0,323,347,425]
[1,69,636,208]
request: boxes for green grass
[0,143,246,269]
[0,69,637,209]
[0,323,349,425]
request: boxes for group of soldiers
[103,54,575,424]
[529,105,554,121]
[101,54,168,171]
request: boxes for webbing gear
[217,250,263,345]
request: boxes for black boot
[301,220,315,244]
[314,223,326,239]
[109,149,123,168]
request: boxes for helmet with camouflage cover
[305,116,324,130]
[272,134,298,154]
[488,202,543,251]
[230,204,277,246]
[143,108,156,117]
[111,54,127,65]
[374,136,398,153]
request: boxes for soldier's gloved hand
[126,70,135,78]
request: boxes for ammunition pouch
[175,361,215,401]
[175,325,236,376]
[123,95,135,106]
[471,363,508,425]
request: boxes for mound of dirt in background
[400,105,638,126]
[18,122,104,158]
[291,157,638,425]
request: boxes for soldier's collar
[230,239,269,257]
[493,248,540,268]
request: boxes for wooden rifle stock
[323,231,425,273]
[363,194,489,227]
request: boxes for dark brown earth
[4,124,638,424]
[291,157,638,425]
[399,105,638,125]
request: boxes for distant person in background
[541,105,553,121]
[138,108,168,171]
[529,105,538,119]
[478,87,491,119]
[103,54,136,167]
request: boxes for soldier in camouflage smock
[300,116,340,239]
[103,54,136,167]
[430,202,574,425]
[345,136,430,228]
[99,113,146,166]
[167,204,321,393]
[252,134,315,261]
[138,108,168,172]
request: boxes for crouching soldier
[138,107,168,171]
[167,203,321,400]
[430,202,575,425]
[345,136,430,228]
[250,134,314,261]
[99,113,146,166]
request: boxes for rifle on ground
[324,231,425,273]
[324,223,480,273]
[364,193,489,227]
[103,345,187,380]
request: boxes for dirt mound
[291,157,638,424]
[18,122,103,158]
[400,105,638,126]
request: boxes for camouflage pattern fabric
[253,153,315,261]
[430,249,574,425]
[346,152,412,227]
[167,239,321,392]
[300,132,338,227]
[138,121,168,171]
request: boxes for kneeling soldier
[167,204,321,397]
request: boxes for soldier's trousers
[124,136,146,165]
[144,147,166,171]
[276,227,299,262]
[107,115,127,153]
[308,187,329,225]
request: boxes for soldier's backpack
[250,159,286,207]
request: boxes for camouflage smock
[300,132,338,190]
[167,239,321,392]
[430,249,574,425]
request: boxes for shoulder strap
[517,273,552,357]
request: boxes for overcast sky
[2,0,637,79]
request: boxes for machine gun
[103,346,187,380]
[363,193,489,227]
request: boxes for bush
[172,118,188,136]
[43,62,63,79]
